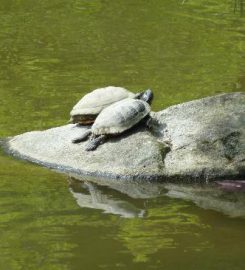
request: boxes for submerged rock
[3,92,245,182]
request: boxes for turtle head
[140,89,153,104]
[135,89,153,104]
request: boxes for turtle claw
[85,142,98,151]
[85,135,106,151]
[72,129,92,144]
[72,138,84,144]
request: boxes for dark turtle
[72,89,153,151]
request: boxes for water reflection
[165,183,245,218]
[234,0,244,16]
[69,177,212,262]
[68,178,145,218]
[69,176,245,219]
[68,177,245,261]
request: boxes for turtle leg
[72,129,92,143]
[145,115,163,130]
[85,135,107,151]
[145,115,153,128]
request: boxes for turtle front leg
[145,115,154,129]
[72,129,92,143]
[85,135,107,151]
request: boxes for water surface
[0,1,245,269]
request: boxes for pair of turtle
[70,86,153,151]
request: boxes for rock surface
[151,92,245,180]
[3,92,245,182]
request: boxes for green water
[0,0,245,269]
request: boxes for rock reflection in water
[69,176,245,219]
[165,183,245,218]
[68,178,146,218]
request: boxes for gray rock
[5,125,167,180]
[3,92,245,182]
[151,92,245,180]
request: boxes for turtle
[72,89,153,151]
[69,86,143,125]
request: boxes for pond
[0,0,245,269]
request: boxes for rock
[4,125,167,180]
[151,92,245,180]
[3,92,245,182]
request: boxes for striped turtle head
[140,89,153,104]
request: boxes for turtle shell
[70,86,135,118]
[91,98,151,135]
